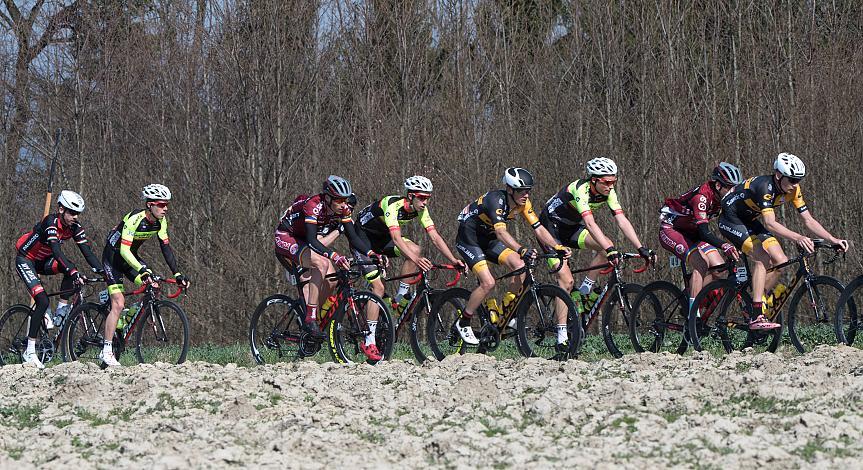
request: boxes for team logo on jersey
[675,244,686,255]
[763,194,773,201]
[289,243,298,255]
[495,209,504,215]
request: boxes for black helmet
[323,175,353,198]
[711,162,743,187]
[502,167,534,190]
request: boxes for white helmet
[774,153,806,178]
[502,167,534,189]
[404,175,433,193]
[58,190,85,212]
[586,157,618,177]
[142,184,172,201]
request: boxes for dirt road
[2,345,862,468]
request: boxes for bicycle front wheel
[601,284,643,358]
[516,284,578,360]
[0,305,34,365]
[134,300,190,364]
[786,275,844,353]
[426,287,472,361]
[62,302,115,364]
[629,281,688,354]
[249,294,304,365]
[329,291,394,364]
[836,275,862,346]
[407,291,438,364]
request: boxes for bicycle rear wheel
[601,284,643,358]
[629,281,688,354]
[516,284,578,360]
[329,291,394,364]
[426,287,472,361]
[407,291,438,364]
[134,300,190,364]
[0,305,34,365]
[786,275,844,353]
[836,275,862,346]
[249,294,305,364]
[62,302,116,364]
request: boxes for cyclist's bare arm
[762,210,813,252]
[582,212,614,250]
[798,210,849,251]
[426,227,461,264]
[613,212,646,249]
[494,225,526,252]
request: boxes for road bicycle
[424,252,575,361]
[63,276,190,365]
[570,253,647,358]
[381,264,462,363]
[249,259,393,364]
[0,276,101,365]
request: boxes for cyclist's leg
[660,224,705,307]
[453,227,491,344]
[15,256,49,362]
[576,228,606,295]
[393,237,418,301]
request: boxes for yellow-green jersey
[357,196,435,240]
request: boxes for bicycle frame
[383,265,462,339]
[116,278,183,343]
[575,254,648,330]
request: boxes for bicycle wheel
[249,294,305,364]
[786,275,844,353]
[134,300,190,364]
[629,281,688,354]
[516,284,578,359]
[426,287,472,361]
[61,302,115,364]
[689,279,734,353]
[329,291,394,364]
[836,275,862,346]
[407,291,439,364]
[0,305,34,365]
[601,284,643,358]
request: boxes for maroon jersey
[16,214,89,262]
[660,181,721,234]
[278,194,352,238]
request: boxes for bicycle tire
[516,284,578,360]
[835,275,862,346]
[426,287,472,361]
[61,301,115,364]
[629,281,688,354]
[407,291,438,364]
[688,279,734,353]
[786,275,844,353]
[329,290,394,364]
[601,283,643,358]
[0,305,35,365]
[249,294,305,365]
[134,300,190,364]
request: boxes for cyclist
[539,157,656,352]
[353,176,465,325]
[659,163,743,314]
[14,190,103,368]
[101,184,191,367]
[718,153,850,329]
[274,176,384,360]
[454,167,570,345]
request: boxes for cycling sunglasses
[149,201,170,208]
[786,177,803,185]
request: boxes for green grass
[0,404,44,429]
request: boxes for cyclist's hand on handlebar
[452,259,467,271]
[139,269,155,285]
[834,239,850,253]
[368,251,389,269]
[795,236,815,254]
[331,253,351,270]
[553,244,572,260]
[174,273,191,289]
[70,270,85,286]
[721,243,740,262]
[605,246,621,266]
[414,256,434,272]
[638,246,657,265]
[518,247,538,262]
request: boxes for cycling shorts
[718,215,779,255]
[658,224,717,263]
[454,224,515,273]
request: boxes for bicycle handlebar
[383,264,463,287]
[596,253,650,275]
[129,277,184,299]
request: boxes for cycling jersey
[457,190,541,236]
[16,213,100,275]
[660,181,722,234]
[276,193,370,260]
[105,209,178,276]
[722,175,808,223]
[357,196,435,237]
[543,179,623,227]
[456,190,540,271]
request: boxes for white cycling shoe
[455,324,480,345]
[98,350,121,367]
[21,351,45,369]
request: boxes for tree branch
[27,1,77,63]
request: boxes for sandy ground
[1,345,862,469]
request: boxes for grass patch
[74,408,111,426]
[611,415,638,433]
[5,446,24,460]
[0,404,44,429]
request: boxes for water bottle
[53,304,70,326]
[43,309,55,330]
[118,302,140,330]
[485,299,501,325]
[735,265,748,283]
